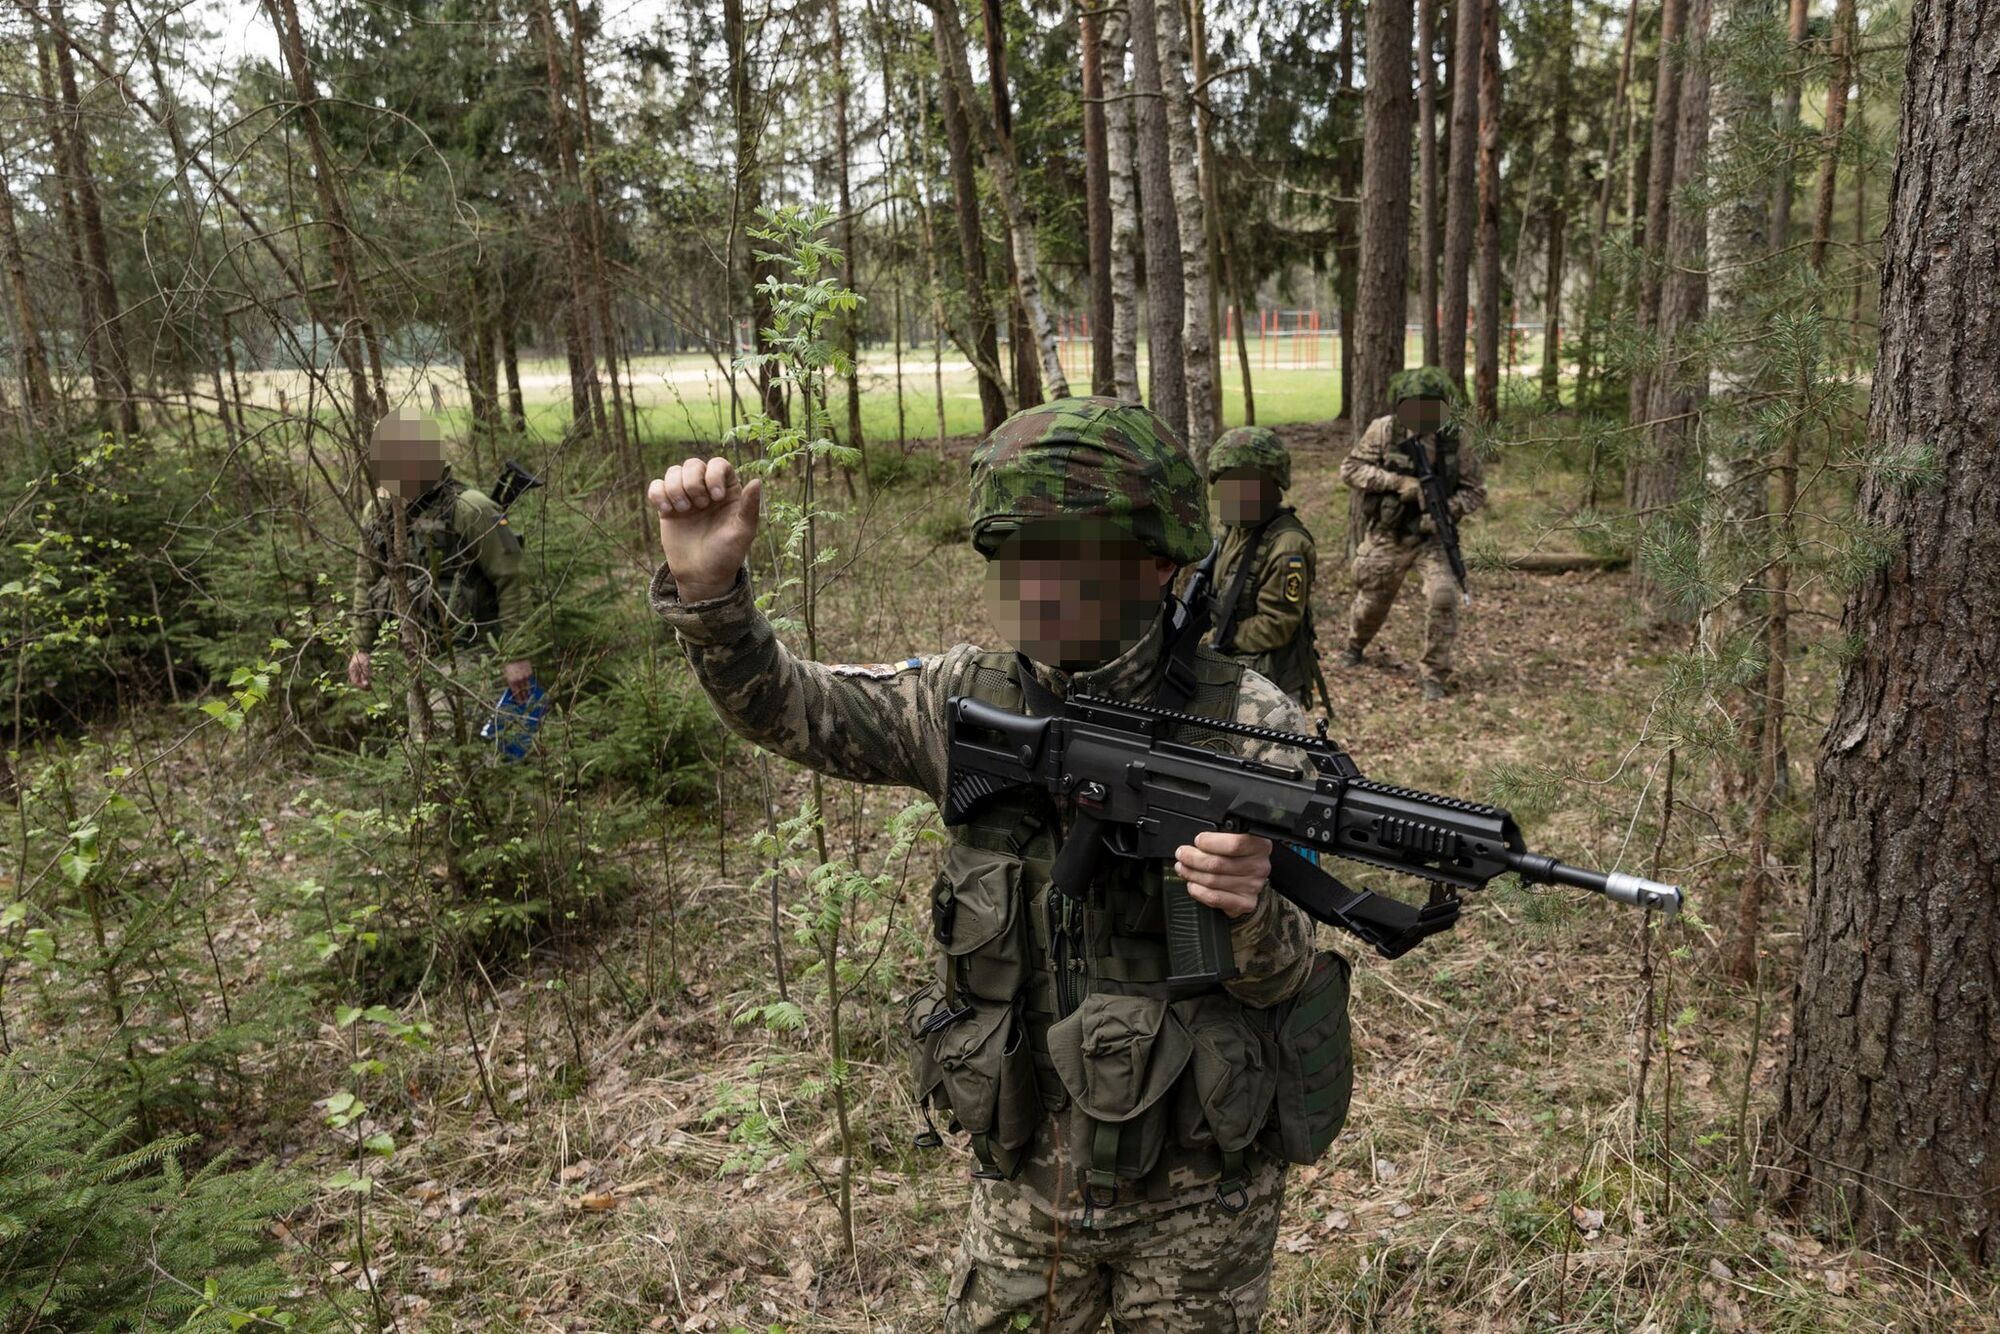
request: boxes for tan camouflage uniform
[1338,415,1486,685]
[648,566,1315,1330]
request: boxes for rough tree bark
[1631,0,1711,623]
[830,0,864,458]
[1153,0,1217,457]
[1189,0,1228,422]
[563,0,631,456]
[1439,0,1479,393]
[1130,0,1187,443]
[0,156,56,420]
[1807,0,1857,273]
[1473,0,1501,423]
[1538,0,1573,409]
[532,0,608,441]
[975,0,1048,406]
[1356,0,1415,429]
[1769,0,2000,1267]
[932,6,1010,431]
[1573,0,1642,407]
[1418,0,1441,368]
[1334,0,1359,420]
[265,0,384,442]
[45,0,137,434]
[1103,6,1142,402]
[953,0,1067,400]
[1082,0,1114,395]
[1767,0,1809,250]
[1629,0,1687,426]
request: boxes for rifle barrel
[1502,851,1683,917]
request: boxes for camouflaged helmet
[1205,426,1291,491]
[1388,365,1460,406]
[969,397,1210,565]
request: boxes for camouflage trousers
[1346,533,1462,684]
[942,1155,1286,1333]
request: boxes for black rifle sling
[1210,513,1279,654]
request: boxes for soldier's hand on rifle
[347,650,372,691]
[648,456,763,603]
[504,658,534,703]
[1396,476,1424,505]
[1174,830,1274,920]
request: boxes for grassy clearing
[7,412,1985,1331]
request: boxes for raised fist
[646,456,763,603]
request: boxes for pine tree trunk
[1417,0,1441,369]
[1632,0,1710,623]
[0,158,56,420]
[933,9,1010,431]
[1574,0,1641,409]
[1130,0,1187,443]
[893,57,954,443]
[1356,0,1415,430]
[831,0,865,460]
[1189,0,1226,424]
[1769,0,2000,1265]
[951,0,1067,400]
[1539,0,1573,410]
[1630,0,1687,427]
[35,31,110,426]
[1081,0,1115,395]
[1767,0,1809,251]
[533,0,608,443]
[1439,0,1479,393]
[1153,0,1217,458]
[503,323,526,429]
[563,0,631,457]
[1103,7,1142,403]
[265,0,382,442]
[1808,0,1857,274]
[1335,1,1359,421]
[1473,0,1502,423]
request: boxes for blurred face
[1395,396,1449,433]
[371,413,447,501]
[984,519,1178,670]
[1212,467,1279,525]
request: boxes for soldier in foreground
[347,410,535,733]
[1338,367,1487,701]
[646,399,1340,1330]
[1203,426,1329,713]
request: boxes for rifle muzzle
[1502,851,1684,918]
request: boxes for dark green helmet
[969,397,1210,565]
[1388,365,1460,406]
[1205,426,1290,491]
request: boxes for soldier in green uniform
[347,410,535,733]
[1203,426,1329,712]
[646,399,1354,1330]
[1337,367,1487,701]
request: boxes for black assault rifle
[1395,432,1470,598]
[945,692,1682,995]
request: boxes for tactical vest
[1362,428,1461,539]
[363,480,502,648]
[906,646,1355,1210]
[1215,508,1320,704]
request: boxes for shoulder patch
[1280,557,1306,604]
[829,658,923,679]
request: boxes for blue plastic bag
[480,677,547,761]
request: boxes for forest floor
[20,417,1994,1331]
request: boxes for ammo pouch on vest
[1260,950,1355,1165]
[906,985,1040,1179]
[1048,993,1193,1205]
[931,843,1030,1005]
